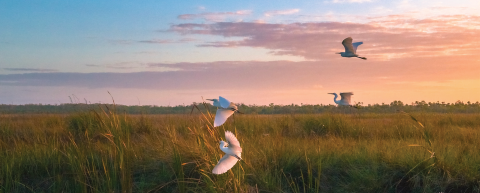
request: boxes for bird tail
[233,154,243,161]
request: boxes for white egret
[208,96,242,127]
[328,92,354,106]
[336,37,366,60]
[212,131,242,175]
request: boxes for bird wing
[219,96,231,109]
[352,42,363,54]
[228,102,238,111]
[339,92,354,105]
[225,131,241,148]
[342,37,355,54]
[212,154,239,174]
[214,109,235,127]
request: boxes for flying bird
[212,131,242,175]
[336,37,366,60]
[328,92,354,106]
[207,96,242,127]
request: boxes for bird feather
[214,109,235,127]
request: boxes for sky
[1,0,479,106]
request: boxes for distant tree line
[0,100,479,114]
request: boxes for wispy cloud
[2,58,477,90]
[170,14,480,60]
[109,38,196,45]
[3,68,58,72]
[2,58,479,105]
[264,9,300,17]
[137,39,174,44]
[430,6,468,11]
[137,38,196,44]
[105,61,148,70]
[177,10,252,22]
[85,62,149,70]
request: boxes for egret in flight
[207,96,242,127]
[328,92,355,106]
[336,37,366,60]
[212,131,242,175]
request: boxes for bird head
[219,141,226,147]
[207,99,219,103]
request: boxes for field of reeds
[1,106,480,192]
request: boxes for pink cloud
[170,14,480,60]
[264,9,300,17]
[4,58,478,92]
[137,38,196,44]
[177,10,252,22]
[2,57,479,105]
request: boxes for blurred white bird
[336,37,366,60]
[328,92,354,106]
[208,96,242,127]
[212,131,242,175]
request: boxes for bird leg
[357,56,367,60]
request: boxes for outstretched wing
[219,96,231,109]
[212,154,239,174]
[225,131,241,148]
[352,42,363,54]
[342,37,355,54]
[228,102,238,111]
[214,109,235,127]
[339,92,354,105]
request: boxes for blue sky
[1,0,479,105]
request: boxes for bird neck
[333,94,339,103]
[220,146,232,154]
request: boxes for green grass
[1,109,480,192]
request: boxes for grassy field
[1,107,480,192]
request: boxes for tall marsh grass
[1,109,480,192]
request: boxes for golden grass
[1,111,480,192]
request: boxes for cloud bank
[3,68,58,72]
[1,57,478,90]
[170,14,480,60]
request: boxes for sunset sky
[1,0,479,106]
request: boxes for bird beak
[206,99,213,101]
[236,110,244,114]
[335,52,341,54]
[327,93,334,94]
